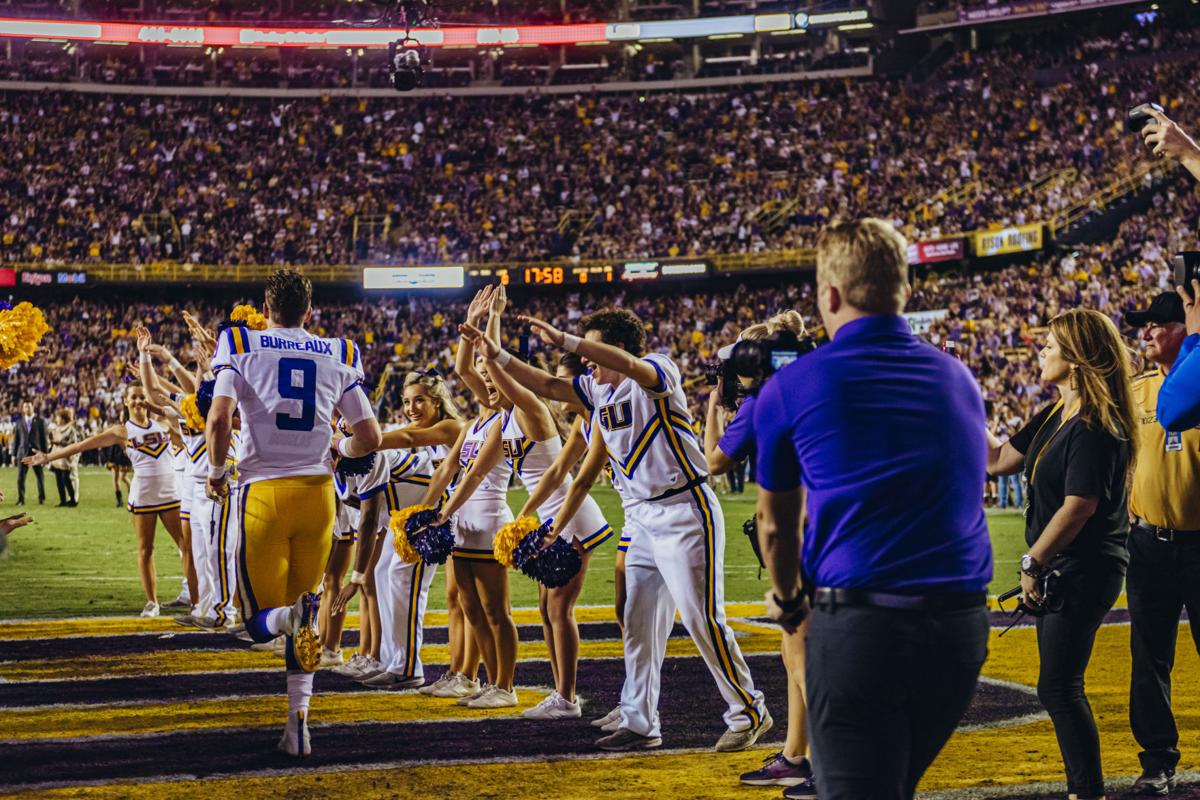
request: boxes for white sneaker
[523,691,582,720]
[591,705,621,729]
[272,636,286,658]
[319,648,344,668]
[444,674,481,699]
[140,601,160,618]
[455,682,491,706]
[467,686,518,709]
[419,672,455,696]
[355,657,386,681]
[332,653,368,677]
[277,710,311,757]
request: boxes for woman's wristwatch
[1020,553,1043,578]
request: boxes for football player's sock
[265,606,293,635]
[245,609,278,643]
[287,670,314,717]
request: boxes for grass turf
[0,467,1029,619]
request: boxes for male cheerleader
[206,269,382,756]
[467,306,770,751]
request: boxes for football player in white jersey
[472,306,771,752]
[25,383,196,618]
[461,286,613,720]
[205,269,382,757]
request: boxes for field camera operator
[754,218,992,800]
[704,310,818,797]
[987,309,1135,800]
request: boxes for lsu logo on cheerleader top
[130,430,170,457]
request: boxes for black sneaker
[783,777,818,800]
[1132,767,1175,796]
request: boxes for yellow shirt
[1130,367,1200,529]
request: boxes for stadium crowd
[0,30,1196,268]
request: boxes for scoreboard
[466,259,709,287]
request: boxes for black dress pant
[52,468,75,505]
[17,463,45,503]
[729,460,745,494]
[806,602,989,800]
[1035,557,1124,798]
[1127,528,1200,773]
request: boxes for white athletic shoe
[419,672,455,696]
[355,657,387,681]
[455,682,491,706]
[523,692,583,720]
[277,710,311,758]
[467,686,518,709]
[332,653,368,677]
[591,705,621,729]
[272,635,286,658]
[319,648,344,668]
[140,601,160,618]
[443,674,481,699]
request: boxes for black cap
[1125,292,1186,328]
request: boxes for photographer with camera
[704,310,817,798]
[987,308,1135,800]
[755,219,992,800]
[1122,292,1200,796]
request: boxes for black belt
[648,475,709,502]
[1133,517,1200,543]
[813,587,987,613]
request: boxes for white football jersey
[211,325,375,487]
[572,352,705,502]
[125,419,175,477]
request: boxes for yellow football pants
[237,475,335,614]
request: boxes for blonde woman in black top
[987,308,1136,800]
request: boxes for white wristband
[337,436,356,459]
[349,570,367,586]
[491,349,512,367]
[562,333,581,353]
[208,464,227,481]
[138,353,152,364]
[168,357,182,371]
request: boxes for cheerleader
[360,370,465,689]
[418,290,519,709]
[464,286,613,719]
[24,382,195,617]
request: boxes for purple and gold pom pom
[499,518,582,589]
[408,508,454,565]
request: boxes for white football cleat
[523,692,582,720]
[277,710,311,757]
[140,601,160,618]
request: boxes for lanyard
[1029,399,1081,484]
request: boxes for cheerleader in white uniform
[361,371,465,690]
[24,383,194,617]
[419,289,520,709]
[462,287,612,719]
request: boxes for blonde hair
[740,310,807,342]
[816,218,910,315]
[1048,308,1137,468]
[402,371,463,422]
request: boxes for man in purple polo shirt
[754,219,993,800]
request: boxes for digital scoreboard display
[362,266,465,290]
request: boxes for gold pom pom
[493,516,540,568]
[179,393,205,431]
[230,304,267,331]
[0,303,50,370]
[390,505,433,564]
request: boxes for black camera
[389,39,424,91]
[705,330,816,409]
[1126,102,1164,134]
[1175,252,1200,297]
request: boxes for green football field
[0,468,1028,619]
